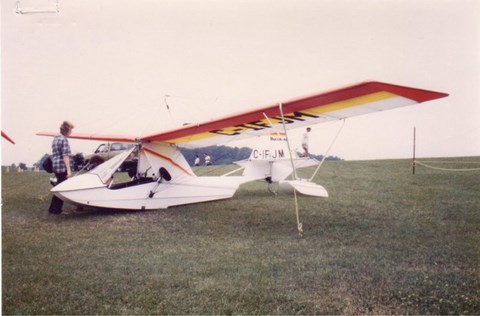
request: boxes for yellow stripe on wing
[303,91,397,116]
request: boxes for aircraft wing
[37,81,448,147]
[2,131,15,144]
[36,131,138,143]
[140,81,448,148]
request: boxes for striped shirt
[52,135,71,173]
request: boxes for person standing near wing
[48,121,74,214]
[194,154,200,166]
[204,153,211,166]
[302,127,311,157]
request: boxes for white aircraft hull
[50,140,327,211]
[51,144,250,210]
[54,175,246,210]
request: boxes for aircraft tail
[235,133,318,182]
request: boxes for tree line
[8,146,342,171]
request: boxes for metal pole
[413,127,416,175]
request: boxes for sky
[2,0,479,166]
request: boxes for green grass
[2,158,480,314]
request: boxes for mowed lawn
[2,159,479,314]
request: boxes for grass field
[2,158,479,314]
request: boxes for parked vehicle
[83,143,137,171]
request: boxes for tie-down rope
[414,160,480,172]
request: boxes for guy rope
[412,127,480,172]
[414,160,480,172]
[278,103,303,235]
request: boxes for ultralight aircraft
[37,81,448,210]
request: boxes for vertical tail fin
[236,134,317,182]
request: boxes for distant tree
[182,146,342,165]
[18,163,28,170]
[181,146,252,166]
[10,163,16,170]
[309,154,343,161]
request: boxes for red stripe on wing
[36,132,138,143]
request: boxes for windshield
[89,147,136,184]
[95,144,108,153]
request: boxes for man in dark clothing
[48,121,74,214]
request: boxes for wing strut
[308,119,346,181]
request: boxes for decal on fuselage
[251,149,285,160]
[269,134,286,141]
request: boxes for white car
[84,143,137,171]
